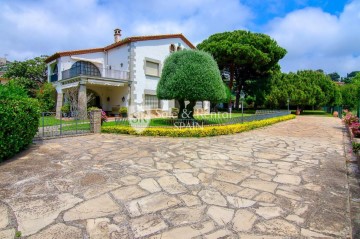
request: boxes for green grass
[39,116,90,126]
[61,123,90,131]
[102,113,253,127]
[291,110,332,117]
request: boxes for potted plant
[171,107,179,117]
[119,107,128,118]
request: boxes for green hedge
[0,85,40,161]
[102,114,295,137]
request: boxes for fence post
[42,112,44,137]
[60,111,62,136]
[90,110,102,133]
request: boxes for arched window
[169,44,175,53]
[70,61,101,78]
[177,46,182,51]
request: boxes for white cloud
[266,0,360,76]
[0,0,253,61]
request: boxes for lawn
[291,110,333,117]
[102,113,253,127]
[39,116,90,127]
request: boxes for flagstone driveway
[0,116,353,238]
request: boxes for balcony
[61,66,129,81]
[50,74,58,82]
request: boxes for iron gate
[34,111,93,139]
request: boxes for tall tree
[266,70,341,110]
[4,56,47,85]
[197,30,287,109]
[157,50,226,119]
[328,72,340,82]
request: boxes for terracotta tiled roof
[45,34,195,63]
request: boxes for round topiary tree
[157,50,226,119]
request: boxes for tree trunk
[178,100,196,119]
[228,63,234,112]
[177,99,185,119]
[185,101,196,119]
[235,83,241,110]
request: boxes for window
[177,46,182,51]
[70,61,101,78]
[145,95,160,109]
[195,101,203,109]
[145,60,160,77]
[170,44,175,53]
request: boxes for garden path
[0,116,355,238]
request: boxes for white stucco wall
[107,45,129,71]
[59,52,105,73]
[132,38,192,110]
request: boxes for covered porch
[55,76,131,117]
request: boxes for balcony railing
[50,74,58,82]
[61,66,129,81]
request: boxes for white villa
[45,29,210,117]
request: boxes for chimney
[114,28,121,43]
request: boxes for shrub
[352,142,360,153]
[61,103,70,113]
[36,82,56,112]
[88,106,100,111]
[343,113,358,125]
[119,107,128,114]
[102,114,295,137]
[0,84,40,161]
[349,122,360,137]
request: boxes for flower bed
[343,113,360,165]
[102,114,295,137]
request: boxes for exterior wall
[46,36,196,115]
[107,45,129,71]
[132,38,192,111]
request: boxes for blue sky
[0,0,359,76]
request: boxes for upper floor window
[53,64,58,75]
[144,58,161,77]
[70,61,101,77]
[169,44,176,53]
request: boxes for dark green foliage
[197,30,287,108]
[328,72,340,82]
[36,82,56,112]
[4,56,47,84]
[0,84,40,161]
[157,50,226,118]
[8,77,39,98]
[341,83,359,110]
[266,70,341,109]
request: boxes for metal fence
[34,111,92,139]
[111,110,291,128]
[323,106,343,118]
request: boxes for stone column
[78,81,87,119]
[55,91,63,118]
[90,110,102,133]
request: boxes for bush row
[102,114,295,137]
[0,84,40,161]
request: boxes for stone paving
[0,116,353,238]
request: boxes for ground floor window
[195,101,203,109]
[145,94,160,109]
